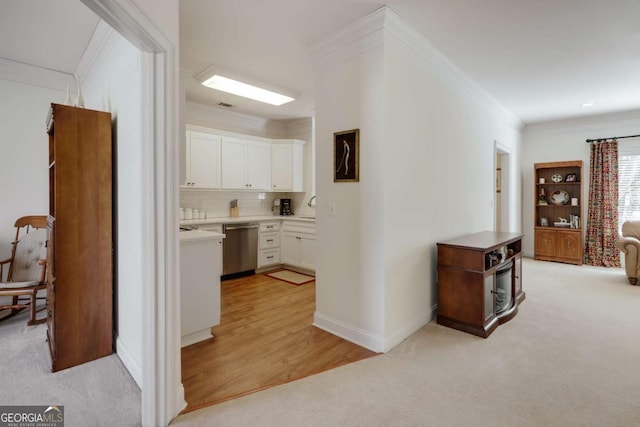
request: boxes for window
[618,140,640,231]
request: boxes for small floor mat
[266,269,315,285]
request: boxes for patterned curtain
[584,140,621,267]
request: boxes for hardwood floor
[181,272,378,412]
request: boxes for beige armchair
[615,220,640,285]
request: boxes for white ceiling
[3,0,640,125]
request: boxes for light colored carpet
[172,258,640,427]
[266,269,315,285]
[0,310,141,427]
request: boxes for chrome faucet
[308,195,316,207]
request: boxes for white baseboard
[314,305,438,354]
[181,329,213,348]
[383,304,437,352]
[116,336,142,388]
[313,312,385,353]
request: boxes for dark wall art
[334,129,359,182]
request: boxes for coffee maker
[279,198,293,216]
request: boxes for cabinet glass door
[484,274,494,321]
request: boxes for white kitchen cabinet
[180,230,224,347]
[258,221,281,268]
[270,140,305,192]
[184,129,221,189]
[281,221,316,271]
[221,137,270,190]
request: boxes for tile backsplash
[180,190,310,218]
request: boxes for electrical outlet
[328,203,337,217]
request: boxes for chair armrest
[38,259,47,284]
[0,257,12,281]
[615,236,640,253]
[616,237,640,278]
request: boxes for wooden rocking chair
[0,216,48,325]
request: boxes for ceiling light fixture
[581,102,595,107]
[195,66,296,106]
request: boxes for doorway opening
[495,142,511,232]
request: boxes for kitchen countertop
[179,229,225,242]
[179,215,315,227]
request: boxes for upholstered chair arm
[615,236,640,278]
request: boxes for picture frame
[540,217,549,227]
[334,129,359,182]
[565,173,578,182]
[496,168,502,193]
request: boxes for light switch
[328,203,337,217]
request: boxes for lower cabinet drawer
[259,248,280,267]
[260,232,280,249]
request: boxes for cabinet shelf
[534,160,583,265]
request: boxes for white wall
[312,8,521,352]
[80,25,144,387]
[521,110,640,256]
[0,81,65,258]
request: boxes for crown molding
[74,20,114,82]
[0,58,74,92]
[523,109,640,133]
[310,6,522,130]
[309,6,386,67]
[382,8,522,130]
[186,101,287,138]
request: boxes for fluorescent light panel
[201,75,295,106]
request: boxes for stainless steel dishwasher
[222,223,259,277]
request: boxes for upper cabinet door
[271,144,293,191]
[187,131,221,189]
[246,141,271,190]
[221,137,248,189]
[270,140,305,192]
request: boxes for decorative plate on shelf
[550,190,570,205]
[551,173,563,183]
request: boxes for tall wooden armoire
[46,103,113,372]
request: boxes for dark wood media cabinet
[437,231,525,338]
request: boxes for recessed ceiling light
[581,102,595,107]
[195,66,296,106]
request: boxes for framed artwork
[565,173,578,182]
[496,168,502,193]
[334,129,359,182]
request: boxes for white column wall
[80,28,144,386]
[313,7,521,352]
[314,45,387,348]
[381,20,521,348]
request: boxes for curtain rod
[585,134,640,143]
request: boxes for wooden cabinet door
[535,230,556,257]
[557,231,581,260]
[187,131,221,189]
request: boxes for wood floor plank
[181,273,377,412]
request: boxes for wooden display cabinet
[437,231,525,338]
[46,103,113,372]
[534,161,583,265]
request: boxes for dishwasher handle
[224,224,259,231]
